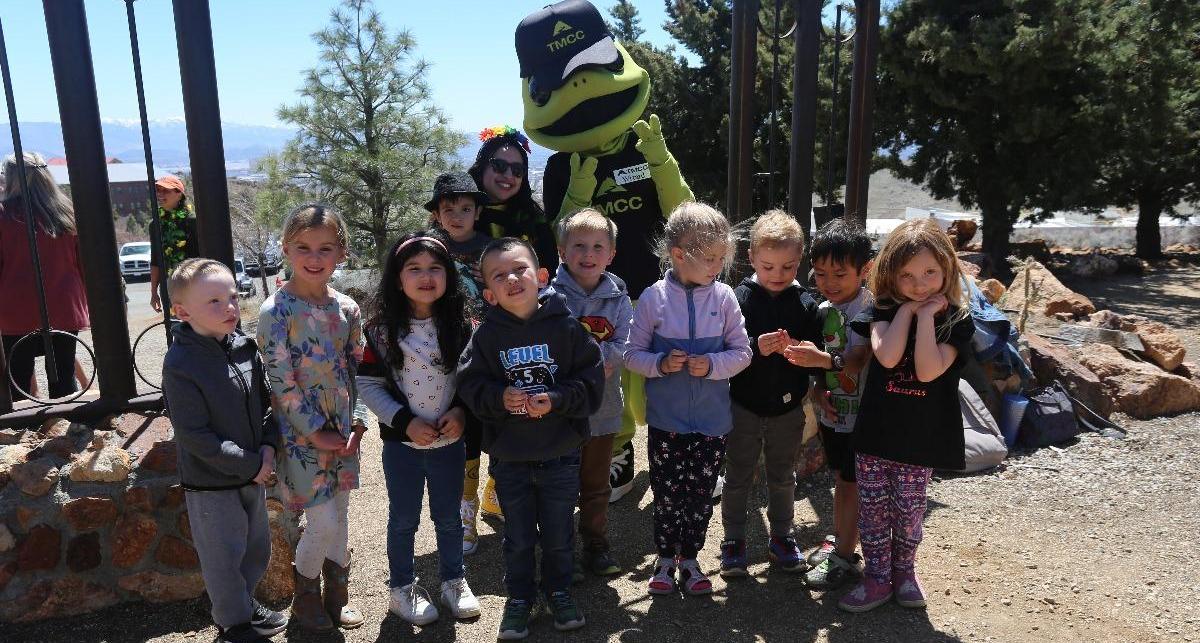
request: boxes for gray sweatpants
[721,401,806,541]
[185,485,271,629]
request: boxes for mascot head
[516,0,650,153]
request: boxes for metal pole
[43,0,137,400]
[173,0,234,269]
[825,4,844,206]
[727,0,747,220]
[734,0,759,224]
[787,0,820,236]
[843,0,881,227]
[766,0,782,204]
[124,0,173,345]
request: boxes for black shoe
[584,549,622,576]
[609,441,634,503]
[218,623,271,643]
[250,599,288,636]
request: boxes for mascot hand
[565,153,599,209]
[633,114,670,166]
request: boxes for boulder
[155,535,200,570]
[1175,362,1200,388]
[16,524,61,571]
[1001,260,1095,317]
[1076,344,1200,419]
[256,498,299,604]
[979,278,1006,304]
[1117,315,1187,372]
[0,444,32,483]
[0,429,25,445]
[3,577,119,623]
[118,571,206,603]
[10,458,58,497]
[68,445,132,483]
[63,497,119,531]
[1025,334,1114,418]
[112,513,158,568]
[1066,252,1119,278]
[40,418,71,438]
[1085,310,1124,330]
[66,532,102,572]
[947,219,978,249]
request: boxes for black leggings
[464,408,483,460]
[3,332,80,401]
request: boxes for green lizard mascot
[516,0,695,504]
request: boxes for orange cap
[154,175,185,193]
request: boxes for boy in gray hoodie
[161,259,285,643]
[545,209,633,578]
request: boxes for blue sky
[0,1,684,135]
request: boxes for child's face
[559,228,615,289]
[435,196,481,243]
[671,239,727,288]
[173,272,239,339]
[896,247,944,303]
[813,256,869,305]
[748,243,802,294]
[283,225,345,289]
[482,246,546,318]
[397,250,447,318]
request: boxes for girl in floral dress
[258,204,367,632]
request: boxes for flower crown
[478,125,531,154]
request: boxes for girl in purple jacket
[624,202,752,596]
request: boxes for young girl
[839,218,975,613]
[356,233,482,625]
[623,202,752,596]
[259,204,367,632]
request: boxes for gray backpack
[957,379,1008,473]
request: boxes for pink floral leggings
[855,453,932,584]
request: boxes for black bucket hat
[424,171,488,212]
[515,0,620,96]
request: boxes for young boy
[160,258,286,643]
[456,238,604,639]
[544,209,634,578]
[720,210,827,576]
[799,218,874,589]
[425,170,492,301]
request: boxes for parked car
[119,241,151,280]
[234,258,256,297]
[242,242,282,276]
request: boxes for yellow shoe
[480,478,503,520]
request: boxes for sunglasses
[488,157,526,179]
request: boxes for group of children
[163,168,975,642]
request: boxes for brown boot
[323,556,365,629]
[291,564,335,632]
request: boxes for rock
[68,446,132,483]
[0,429,25,445]
[63,496,119,531]
[161,484,185,508]
[109,413,157,438]
[1085,310,1123,330]
[1053,312,1075,322]
[136,440,178,475]
[948,219,978,249]
[40,418,71,438]
[957,256,982,278]
[125,485,153,511]
[16,524,61,571]
[1066,252,1119,278]
[0,444,32,483]
[112,513,158,568]
[3,577,119,623]
[10,458,58,496]
[1025,334,1114,418]
[256,498,298,603]
[156,535,200,570]
[1011,239,1051,262]
[66,532,102,572]
[14,506,37,530]
[1117,315,1187,372]
[1001,260,1095,317]
[1076,344,1200,419]
[118,571,206,603]
[979,279,1006,304]
[1175,362,1200,388]
[0,524,14,551]
[178,512,192,541]
[330,268,381,305]
[0,561,15,593]
[36,436,79,459]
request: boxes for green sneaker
[804,551,862,589]
[497,598,533,640]
[584,549,622,577]
[547,590,585,631]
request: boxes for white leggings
[294,491,351,579]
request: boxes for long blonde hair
[869,218,970,339]
[2,152,76,237]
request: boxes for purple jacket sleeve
[622,288,665,378]
[705,285,752,380]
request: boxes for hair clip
[395,236,448,256]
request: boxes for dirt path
[9,267,1199,643]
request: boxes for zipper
[686,287,696,429]
[223,342,258,440]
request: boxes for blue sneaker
[719,539,748,578]
[768,535,805,572]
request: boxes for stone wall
[0,413,299,624]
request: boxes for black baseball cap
[515,0,620,95]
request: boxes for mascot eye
[529,79,551,107]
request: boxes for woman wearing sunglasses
[468,126,557,273]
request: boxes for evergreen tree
[609,0,645,42]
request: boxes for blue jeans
[489,450,581,601]
[381,440,466,588]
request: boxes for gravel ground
[8,267,1198,643]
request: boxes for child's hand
[811,386,839,423]
[503,387,529,414]
[916,294,948,318]
[337,431,362,457]
[660,349,688,374]
[406,417,440,446]
[436,408,466,441]
[309,429,348,451]
[253,445,276,485]
[525,392,552,418]
[686,354,711,377]
[783,341,829,367]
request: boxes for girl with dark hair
[469,126,557,273]
[356,233,481,625]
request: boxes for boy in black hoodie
[456,238,603,639]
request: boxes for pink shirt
[0,203,90,334]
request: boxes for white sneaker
[440,577,482,619]
[390,580,439,625]
[461,498,479,556]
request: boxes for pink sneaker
[837,577,893,613]
[893,570,927,608]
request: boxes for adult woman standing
[469,126,557,272]
[0,152,89,401]
[148,174,198,312]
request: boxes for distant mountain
[0,119,295,168]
